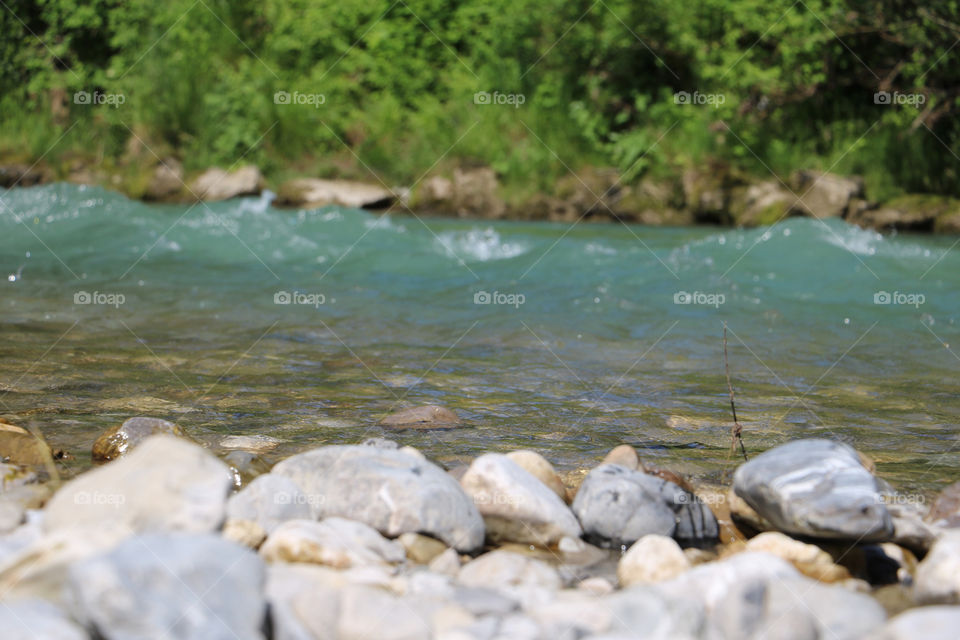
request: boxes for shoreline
[3,160,960,235]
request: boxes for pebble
[617,534,691,586]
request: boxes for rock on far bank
[67,532,265,640]
[190,165,263,201]
[459,453,581,546]
[733,439,893,541]
[44,434,233,534]
[271,444,484,551]
[571,463,719,547]
[275,177,395,210]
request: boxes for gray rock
[45,435,233,535]
[0,598,87,640]
[915,531,960,603]
[67,532,265,640]
[460,453,581,546]
[227,473,312,534]
[712,575,886,640]
[260,517,405,568]
[571,464,718,547]
[873,606,960,640]
[266,563,345,640]
[272,445,484,551]
[733,439,893,541]
[599,585,709,639]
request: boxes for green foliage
[1,0,958,199]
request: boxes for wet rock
[67,532,265,640]
[873,605,960,640]
[617,534,690,586]
[380,404,460,429]
[226,473,310,534]
[361,437,400,450]
[219,434,282,453]
[91,416,184,462]
[275,177,394,209]
[791,170,863,218]
[744,531,850,582]
[712,574,886,640]
[0,598,87,640]
[862,543,916,586]
[272,445,484,551]
[260,517,404,569]
[460,453,581,546]
[915,531,960,603]
[0,421,52,466]
[600,444,639,470]
[45,434,232,535]
[505,450,567,501]
[143,158,184,200]
[399,531,447,564]
[190,165,263,201]
[458,550,562,591]
[571,463,718,548]
[927,480,960,528]
[733,439,893,541]
[223,449,272,489]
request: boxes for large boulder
[274,178,394,209]
[45,434,233,535]
[791,170,863,218]
[459,453,581,546]
[571,463,719,547]
[91,416,185,462]
[272,445,484,551]
[67,532,265,640]
[733,439,893,541]
[190,165,263,201]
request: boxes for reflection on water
[1,184,958,494]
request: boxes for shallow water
[2,184,958,494]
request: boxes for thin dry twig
[724,323,748,462]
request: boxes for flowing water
[2,184,958,494]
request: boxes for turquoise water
[2,184,958,492]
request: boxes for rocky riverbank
[3,411,960,639]
[3,158,959,235]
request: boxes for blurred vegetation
[1,0,958,201]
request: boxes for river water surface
[2,184,958,494]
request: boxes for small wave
[435,227,528,262]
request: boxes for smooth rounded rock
[67,532,265,640]
[45,435,232,535]
[460,453,581,546]
[226,473,312,534]
[91,416,183,462]
[260,518,405,568]
[272,445,484,551]
[380,405,460,429]
[617,534,690,586]
[504,450,567,501]
[733,439,893,541]
[601,444,639,470]
[873,605,960,640]
[219,434,282,453]
[571,464,718,547]
[458,550,562,591]
[745,531,849,582]
[400,532,448,564]
[915,531,960,603]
